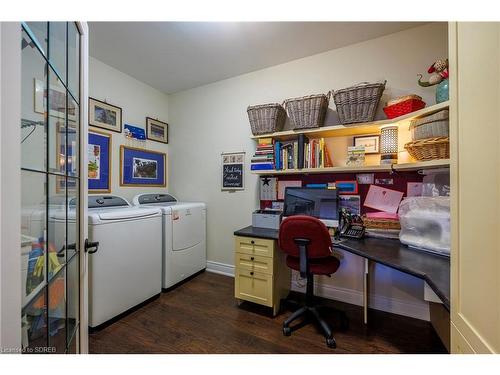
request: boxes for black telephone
[339,208,365,239]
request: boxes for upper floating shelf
[251,159,450,175]
[250,101,449,140]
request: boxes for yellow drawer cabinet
[234,235,290,316]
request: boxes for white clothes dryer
[132,193,206,289]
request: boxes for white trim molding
[207,260,430,321]
[206,261,235,277]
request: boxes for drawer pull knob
[250,257,254,261]
[251,240,255,244]
[250,271,254,276]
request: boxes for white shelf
[251,101,449,140]
[251,159,450,175]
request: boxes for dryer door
[172,205,205,251]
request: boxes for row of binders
[250,135,333,171]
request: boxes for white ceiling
[89,22,426,94]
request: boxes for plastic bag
[398,196,450,255]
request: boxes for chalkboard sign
[221,152,245,191]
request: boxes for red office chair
[279,215,341,348]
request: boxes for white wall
[168,23,448,320]
[89,57,169,202]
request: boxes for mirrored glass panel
[67,97,79,177]
[48,22,67,84]
[21,29,47,172]
[67,177,79,260]
[24,22,47,56]
[47,68,67,174]
[68,22,80,102]
[47,174,67,272]
[66,256,79,346]
[21,170,47,308]
[22,289,48,353]
[48,270,66,353]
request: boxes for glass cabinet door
[20,22,82,354]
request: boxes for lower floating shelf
[251,159,450,175]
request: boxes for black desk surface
[234,225,450,311]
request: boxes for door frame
[0,22,22,352]
[77,20,89,354]
[0,21,89,354]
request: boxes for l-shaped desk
[234,225,450,325]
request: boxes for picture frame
[353,134,380,154]
[89,97,122,133]
[55,122,78,193]
[221,152,245,191]
[146,117,168,144]
[88,130,112,193]
[34,78,77,121]
[120,146,166,187]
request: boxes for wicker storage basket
[409,110,449,140]
[332,81,386,125]
[405,137,449,160]
[362,216,401,230]
[247,103,286,135]
[284,94,329,130]
[387,94,422,106]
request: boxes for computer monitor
[283,187,339,227]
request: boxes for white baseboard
[206,260,235,277]
[206,261,429,321]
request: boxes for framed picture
[34,78,77,121]
[353,134,380,154]
[55,122,78,193]
[221,152,245,191]
[146,117,168,144]
[88,130,112,193]
[89,97,122,133]
[120,146,166,187]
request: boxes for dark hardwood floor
[89,271,447,354]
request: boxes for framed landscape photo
[353,134,380,154]
[120,146,166,187]
[89,97,122,133]
[88,130,112,193]
[146,117,168,144]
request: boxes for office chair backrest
[278,215,332,259]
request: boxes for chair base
[282,304,337,349]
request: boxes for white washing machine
[132,193,206,289]
[88,195,162,328]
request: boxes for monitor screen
[283,187,339,225]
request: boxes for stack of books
[274,134,332,170]
[251,138,274,171]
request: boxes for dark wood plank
[234,226,450,310]
[89,272,447,354]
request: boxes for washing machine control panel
[88,195,130,208]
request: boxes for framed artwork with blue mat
[88,130,111,193]
[120,146,166,187]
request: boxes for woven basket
[332,81,386,125]
[405,137,449,160]
[410,110,449,140]
[247,103,286,135]
[362,216,401,230]
[284,94,329,130]
[383,98,426,119]
[387,94,422,106]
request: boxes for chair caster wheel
[326,337,336,348]
[283,326,292,336]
